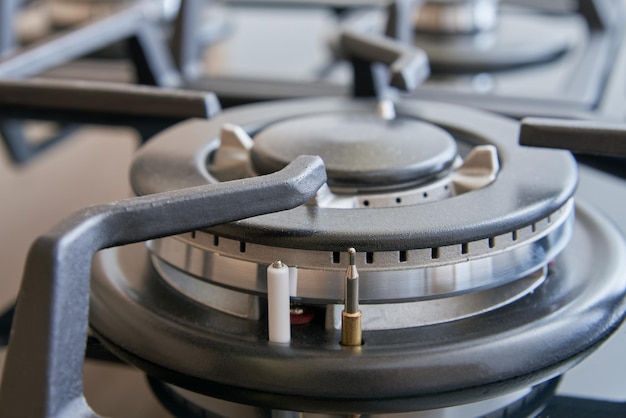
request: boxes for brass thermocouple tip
[341,248,362,347]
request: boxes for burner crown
[251,113,458,190]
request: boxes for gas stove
[1,1,626,417]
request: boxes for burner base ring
[146,374,560,417]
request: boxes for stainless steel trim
[154,256,543,329]
[325,268,545,330]
[153,258,262,320]
[148,200,573,302]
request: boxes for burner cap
[251,114,457,188]
[131,98,577,252]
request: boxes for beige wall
[0,127,172,417]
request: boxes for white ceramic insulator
[267,261,291,343]
[289,267,298,297]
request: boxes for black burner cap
[251,113,457,188]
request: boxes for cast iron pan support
[0,3,179,86]
[577,0,618,29]
[384,0,619,44]
[0,2,180,164]
[0,155,326,418]
[520,117,626,156]
[385,0,423,44]
[0,79,221,140]
[171,0,204,80]
[520,117,626,179]
[0,80,220,355]
[340,22,430,99]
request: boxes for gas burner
[413,7,576,72]
[412,0,499,35]
[389,0,575,72]
[393,0,626,118]
[53,98,619,416]
[131,99,575,322]
[1,89,625,416]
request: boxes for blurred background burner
[2,1,625,118]
[410,0,577,72]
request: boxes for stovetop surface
[1,1,626,417]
